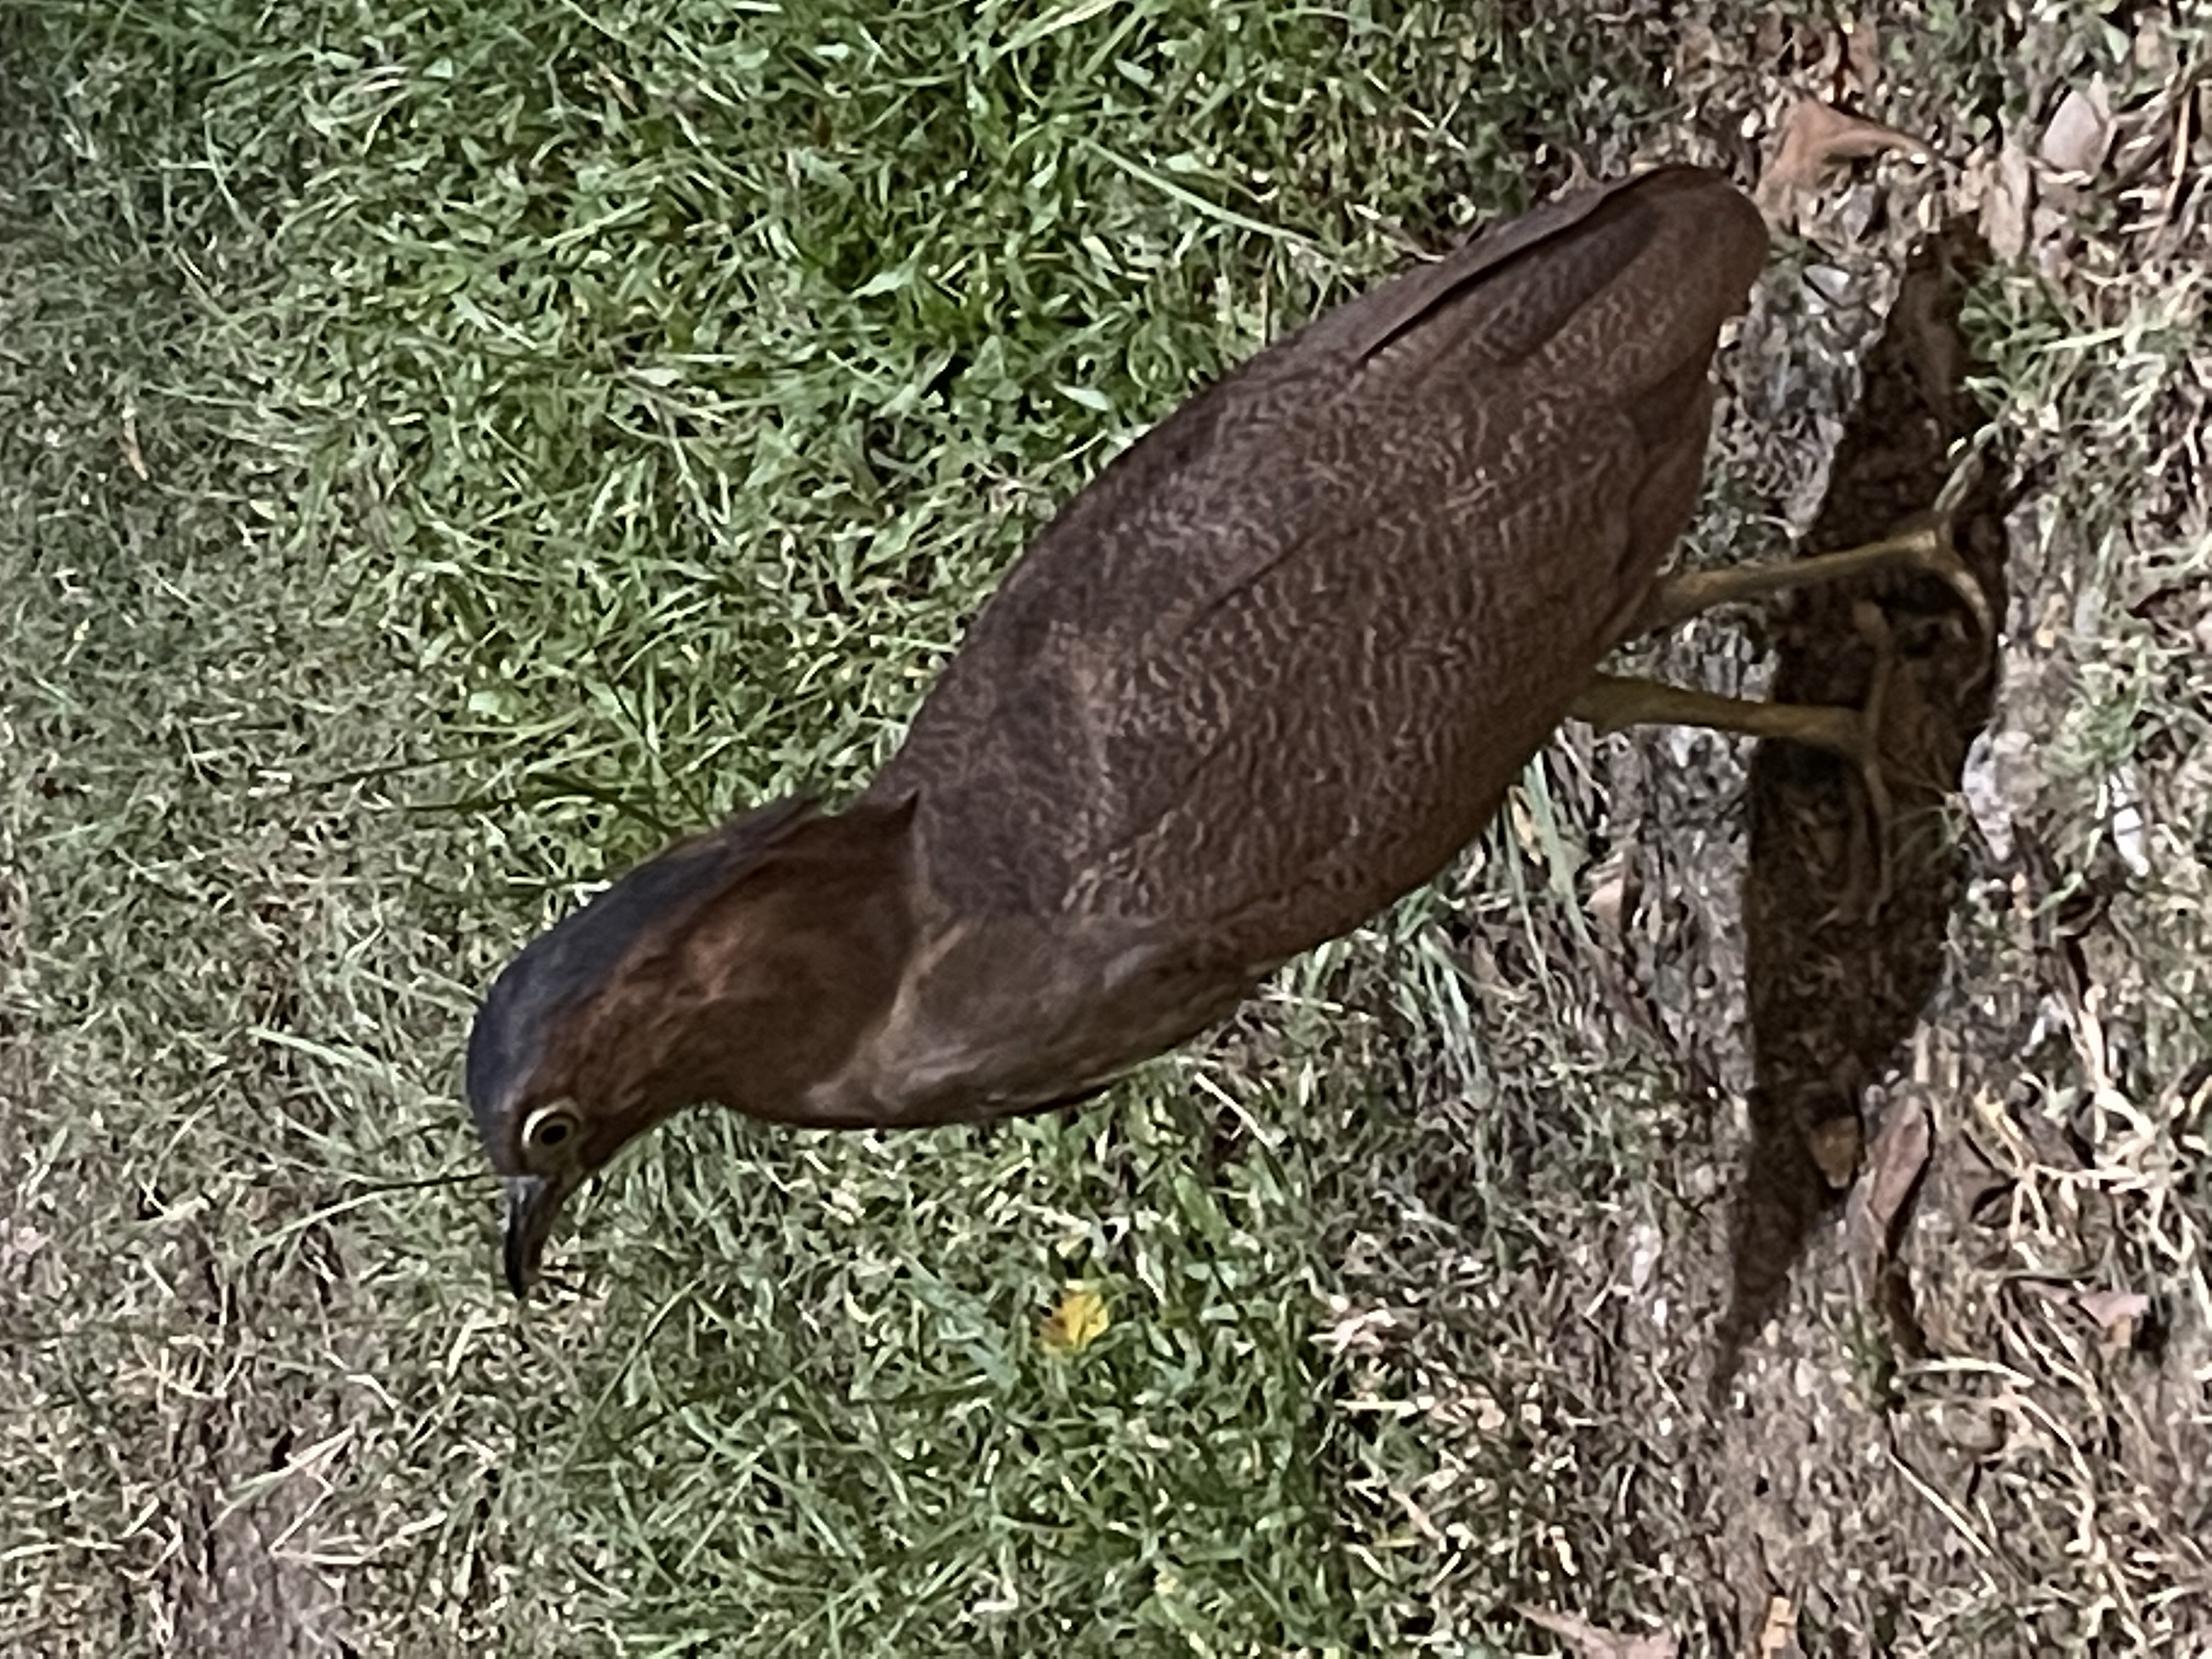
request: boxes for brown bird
[469,165,1984,1294]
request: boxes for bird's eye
[521,1102,580,1161]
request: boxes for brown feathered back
[868,167,1766,977]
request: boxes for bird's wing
[870,168,1766,932]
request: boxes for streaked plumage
[471,166,1771,1291]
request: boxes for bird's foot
[1571,600,1901,919]
[1634,505,1991,650]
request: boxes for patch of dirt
[1323,7,2212,1651]
[1720,222,2006,1388]
[155,1233,359,1659]
[1705,219,2010,1647]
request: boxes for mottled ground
[3,2,2205,1654]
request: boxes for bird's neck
[582,802,924,1128]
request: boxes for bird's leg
[1572,601,1902,912]
[1627,512,1990,645]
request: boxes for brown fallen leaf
[1759,1593,1801,1656]
[1844,1094,1931,1288]
[2040,80,2114,176]
[1517,1604,1678,1659]
[1757,98,1931,222]
[2075,1287,2149,1350]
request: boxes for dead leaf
[2075,1287,2149,1350]
[1845,1094,1931,1286]
[1038,1284,1109,1353]
[1758,1594,1800,1656]
[1517,1605,1677,1659]
[1757,99,1931,221]
[1960,727,2032,862]
[1802,262,1853,306]
[1980,141,2034,261]
[2040,80,2114,176]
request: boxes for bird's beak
[501,1172,573,1297]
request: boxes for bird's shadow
[1716,221,2012,1392]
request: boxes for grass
[4,0,2209,1655]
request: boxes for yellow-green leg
[1628,515,1991,642]
[1573,601,1901,910]
[1575,505,1991,912]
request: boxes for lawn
[3,2,2206,1655]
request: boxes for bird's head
[465,793,918,1295]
